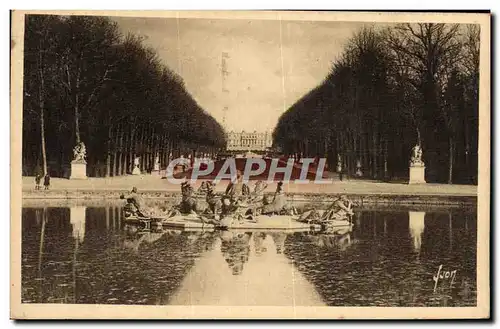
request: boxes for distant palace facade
[226,130,273,152]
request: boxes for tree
[52,16,121,146]
[22,15,226,178]
[461,25,480,184]
[274,23,479,184]
[23,15,61,175]
[386,23,463,182]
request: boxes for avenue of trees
[23,15,226,178]
[273,24,480,184]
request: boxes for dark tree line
[273,24,479,184]
[23,15,226,178]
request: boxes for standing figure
[34,173,41,190]
[43,173,50,190]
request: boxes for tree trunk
[416,127,422,146]
[39,87,48,176]
[129,125,136,174]
[112,123,119,177]
[75,102,81,144]
[105,124,113,177]
[464,116,470,183]
[73,65,83,146]
[384,139,389,179]
[448,136,454,184]
[120,126,126,175]
[372,128,378,179]
[139,125,146,171]
[37,46,48,176]
[144,125,149,172]
[119,124,126,175]
[378,136,384,180]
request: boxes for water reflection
[268,232,286,254]
[409,211,425,252]
[123,231,166,254]
[70,206,86,243]
[284,209,477,307]
[221,232,252,275]
[169,231,326,306]
[21,204,477,307]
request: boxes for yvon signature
[433,265,457,293]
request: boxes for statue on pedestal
[408,144,426,184]
[72,142,86,163]
[355,159,363,177]
[154,154,160,171]
[132,156,141,175]
[410,144,424,166]
[70,141,88,179]
[336,154,342,173]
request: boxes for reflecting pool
[21,203,477,306]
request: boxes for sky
[113,16,366,133]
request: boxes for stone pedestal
[132,165,141,175]
[409,165,426,184]
[70,160,87,180]
[132,157,141,175]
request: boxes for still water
[21,203,477,307]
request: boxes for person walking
[43,173,50,190]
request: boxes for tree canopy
[23,14,226,177]
[273,24,479,184]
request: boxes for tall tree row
[22,15,226,177]
[273,24,480,184]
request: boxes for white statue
[73,142,86,162]
[132,156,141,175]
[154,154,160,171]
[356,159,363,177]
[336,154,342,173]
[410,144,424,166]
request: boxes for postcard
[10,10,490,319]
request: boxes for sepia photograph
[10,10,490,319]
